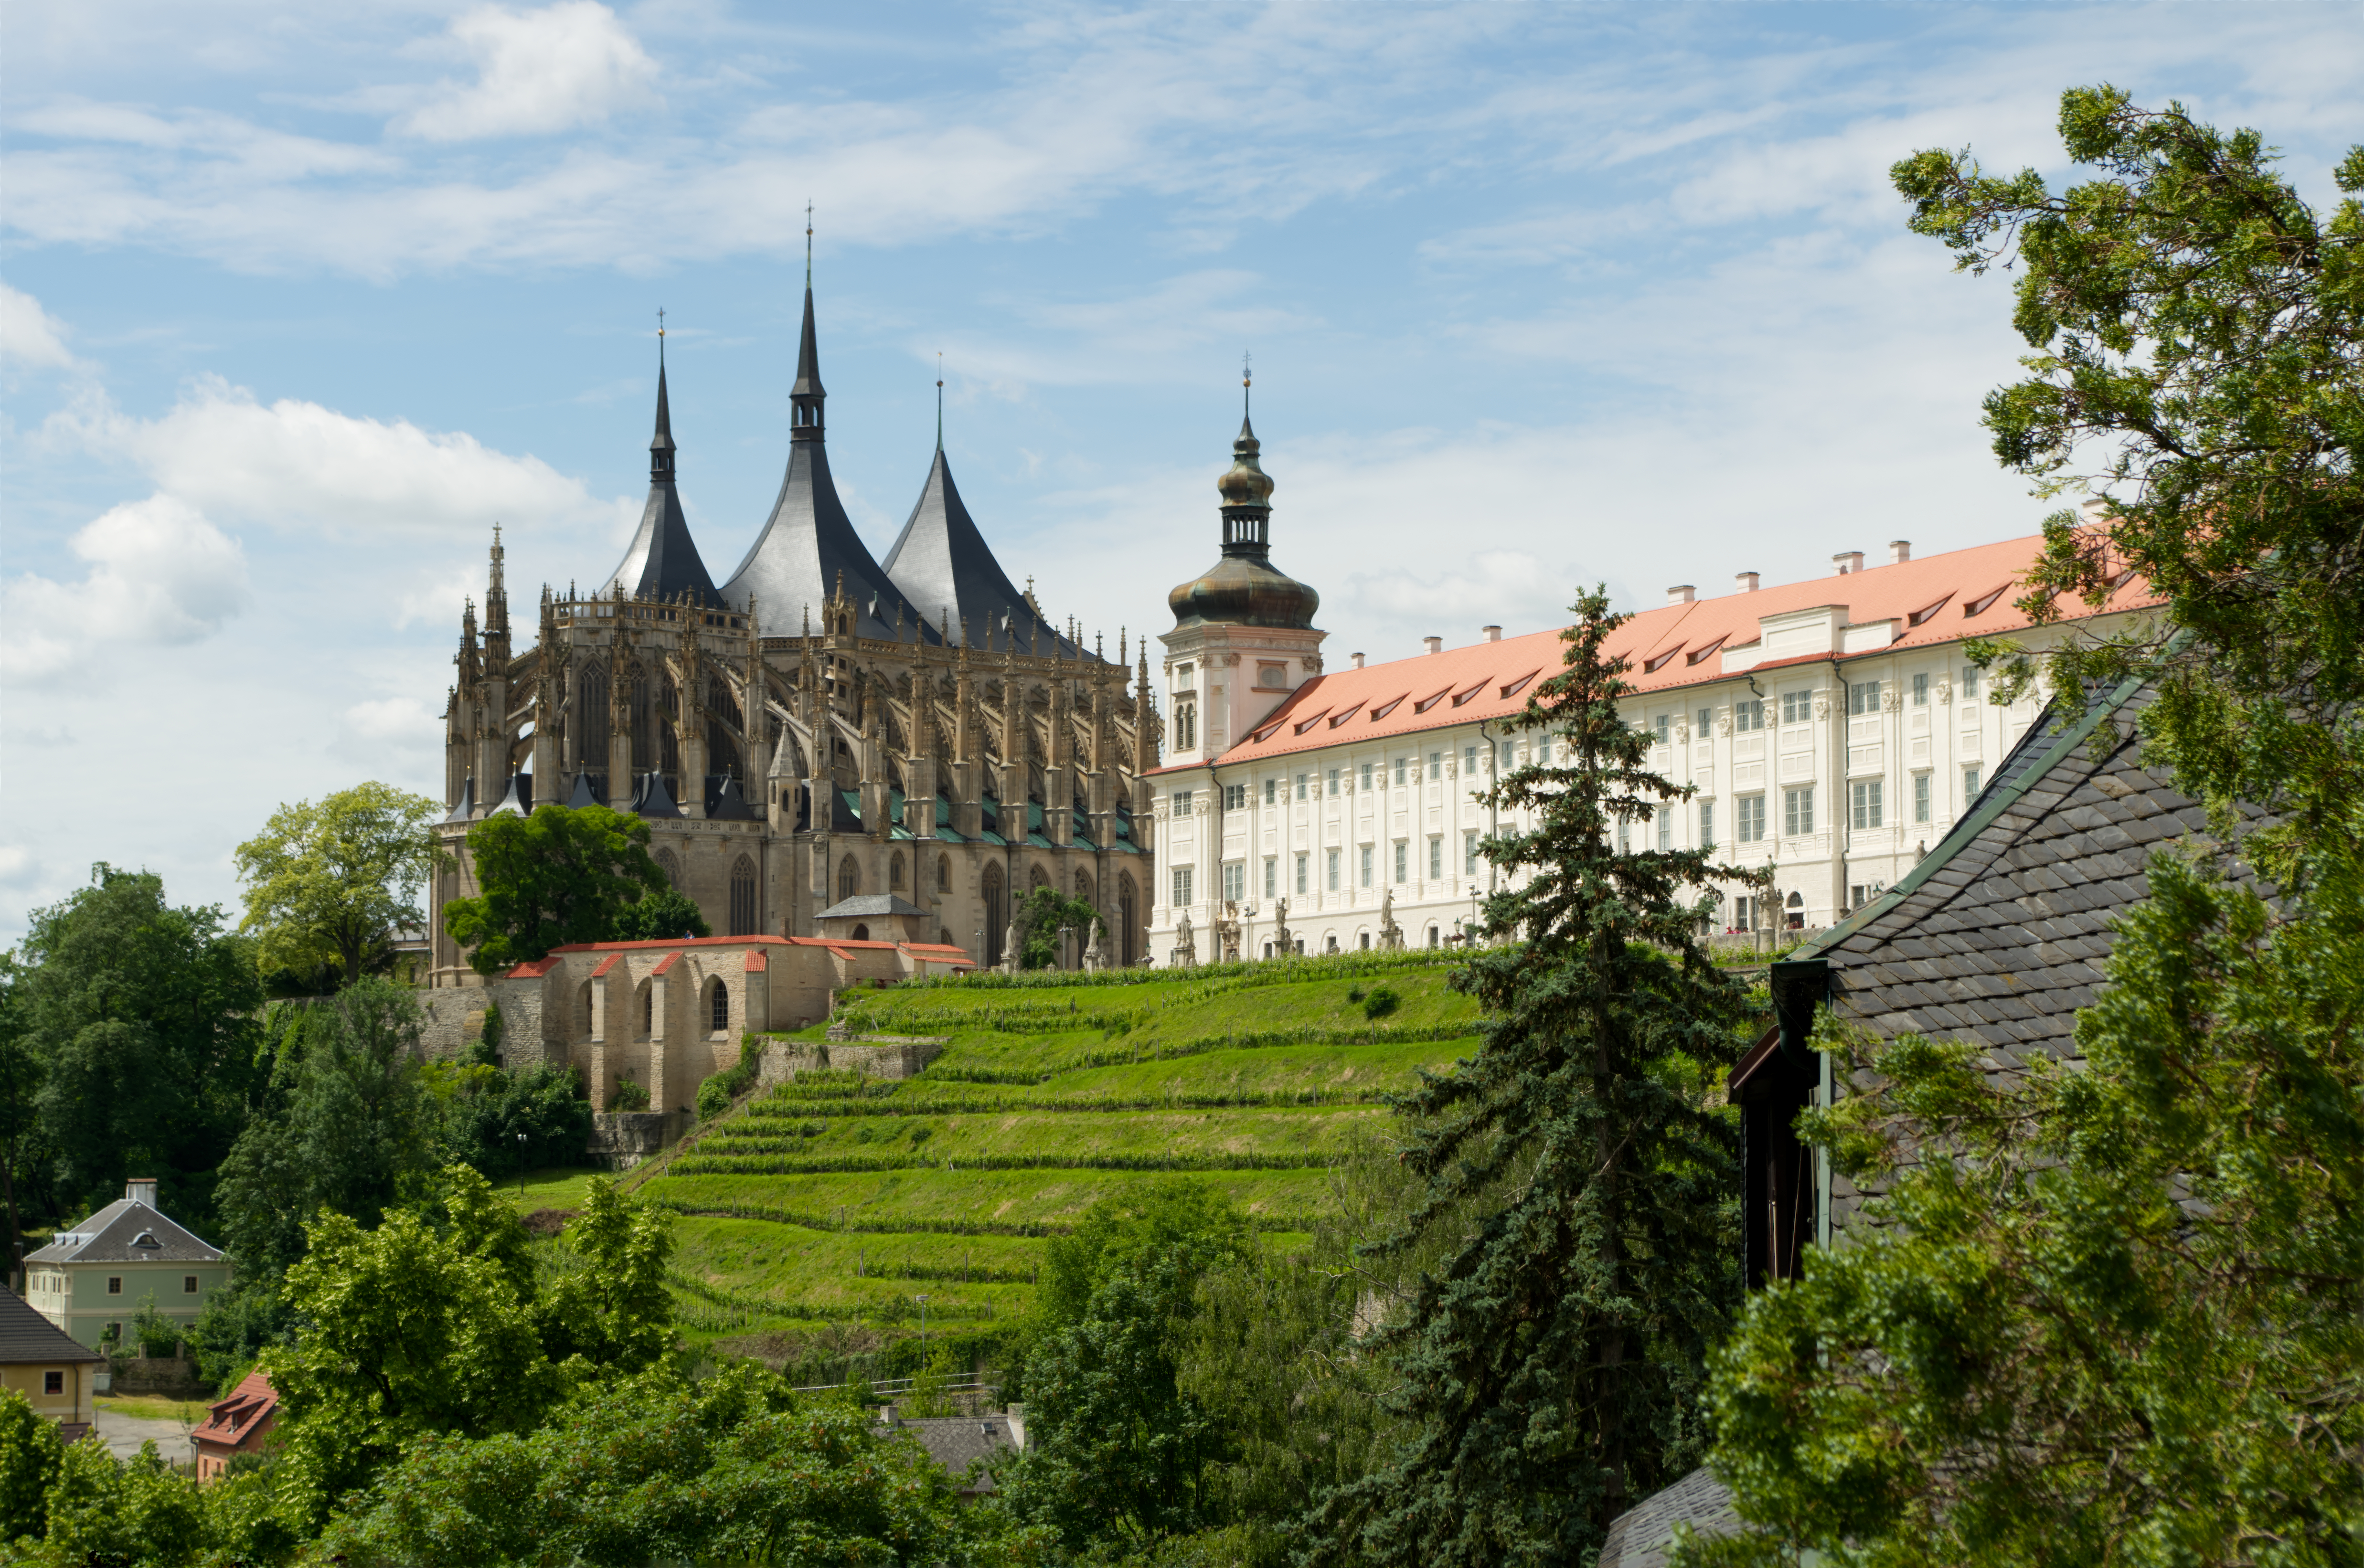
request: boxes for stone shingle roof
[891,1413,1021,1492]
[815,894,925,920]
[0,1287,102,1365]
[1598,1467,1742,1567]
[26,1198,224,1265]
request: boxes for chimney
[1481,625,1502,643]
[1735,571,1759,593]
[1666,585,1694,605]
[1424,636,1443,655]
[1351,652,1366,669]
[1833,551,1864,576]
[1889,540,1911,564]
[126,1177,158,1209]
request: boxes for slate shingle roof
[891,1413,1021,1492]
[0,1287,102,1365]
[1599,1467,1743,1568]
[26,1199,224,1265]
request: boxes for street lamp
[916,1293,929,1350]
[516,1131,529,1201]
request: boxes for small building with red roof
[191,1370,278,1481]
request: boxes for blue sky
[2,1,2356,938]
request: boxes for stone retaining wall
[586,1111,685,1170]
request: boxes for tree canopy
[439,804,670,974]
[233,783,439,989]
[1892,85,2363,863]
[1313,586,1753,1565]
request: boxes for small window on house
[43,1372,62,1397]
[1326,849,1340,890]
[1961,665,1983,699]
[1225,784,1247,811]
[1223,861,1245,901]
[1263,858,1276,897]
[1172,867,1193,905]
[1463,745,1477,774]
[1427,751,1442,780]
[1699,799,1715,844]
[1781,690,1812,725]
[1735,698,1765,732]
[1914,773,1932,823]
[711,981,729,1033]
[1264,778,1277,804]
[1912,672,1930,706]
[641,987,654,1033]
[1359,761,1373,790]
[1295,854,1309,894]
[1295,773,1309,800]
[1327,768,1340,796]
[1257,662,1286,687]
[1394,841,1407,882]
[1171,789,1194,813]
[183,1275,199,1294]
[1697,707,1714,733]
[1394,757,1407,786]
[1851,778,1884,829]
[1737,795,1766,843]
[1174,662,1196,692]
[1964,764,1983,799]
[1428,837,1442,879]
[1463,830,1479,876]
[107,1277,121,1296]
[1784,786,1816,836]
[1359,845,1373,887]
[1849,679,1882,715]
[1653,714,1672,744]
[1658,810,1672,851]
[852,923,870,942]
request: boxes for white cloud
[0,847,35,892]
[1,493,251,685]
[0,281,75,369]
[51,375,637,540]
[394,2,659,143]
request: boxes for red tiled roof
[589,953,621,977]
[192,1370,278,1448]
[742,951,767,973]
[650,951,683,975]
[898,943,973,962]
[503,956,562,979]
[549,935,798,955]
[1163,531,2156,773]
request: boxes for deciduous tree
[233,782,439,988]
[439,804,670,974]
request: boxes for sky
[1,0,2356,941]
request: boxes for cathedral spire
[603,321,721,607]
[650,308,676,482]
[791,217,825,443]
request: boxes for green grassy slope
[629,959,1481,1354]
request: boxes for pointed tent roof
[884,445,1077,657]
[720,285,936,642]
[605,361,724,606]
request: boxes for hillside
[622,954,1483,1366]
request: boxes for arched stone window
[937,854,951,893]
[852,923,871,942]
[1325,934,1339,954]
[580,663,610,771]
[577,980,595,1039]
[639,983,653,1037]
[655,848,682,888]
[982,863,1007,966]
[1030,863,1050,890]
[939,927,956,949]
[629,666,652,770]
[1074,869,1093,905]
[839,857,861,902]
[1118,873,1138,967]
[890,853,906,889]
[708,977,729,1034]
[1359,931,1371,950]
[729,855,758,936]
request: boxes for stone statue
[1082,916,1106,973]
[1378,887,1404,951]
[1269,897,1291,959]
[1216,900,1242,964]
[1003,912,1024,974]
[1172,910,1197,969]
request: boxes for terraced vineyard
[626,954,1481,1357]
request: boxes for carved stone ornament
[1813,694,1832,720]
[1938,679,1953,705]
[1882,689,1903,714]
[1717,710,1733,737]
[1675,724,1690,744]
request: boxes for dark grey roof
[0,1288,102,1366]
[566,769,601,810]
[815,894,925,921]
[1597,1468,1742,1567]
[28,1198,224,1265]
[883,447,1076,657]
[605,363,724,607]
[891,1414,1020,1490]
[705,773,759,822]
[488,772,530,817]
[443,775,475,824]
[718,286,937,643]
[629,770,682,819]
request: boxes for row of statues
[1167,888,1406,969]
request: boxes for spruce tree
[1312,585,1755,1564]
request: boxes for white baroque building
[1146,418,2154,962]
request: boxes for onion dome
[1167,400,1320,631]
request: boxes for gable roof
[0,1288,102,1365]
[27,1198,224,1265]
[192,1369,280,1447]
[1173,531,2159,773]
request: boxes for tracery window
[729,855,758,936]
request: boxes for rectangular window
[1849,679,1882,716]
[1697,707,1714,734]
[1784,786,1815,837]
[1394,757,1407,786]
[1619,816,1630,853]
[1735,698,1764,732]
[1495,741,1512,771]
[1171,789,1193,813]
[1428,837,1442,879]
[1264,777,1277,805]
[1394,840,1407,882]
[1658,808,1672,851]
[1171,867,1193,905]
[1295,854,1309,895]
[1851,778,1884,829]
[1464,830,1480,876]
[1264,858,1277,898]
[107,1277,121,1296]
[1653,714,1671,744]
[1781,689,1812,725]
[1961,664,1982,699]
[1537,735,1552,764]
[1327,768,1340,796]
[1737,795,1766,842]
[1222,862,1245,901]
[1464,745,1478,774]
[1326,849,1341,891]
[1912,672,1929,707]
[43,1372,62,1397]
[1223,784,1246,811]
[1360,761,1374,790]
[1427,751,1442,780]
[1914,773,1931,824]
[1174,662,1196,692]
[1359,845,1373,887]
[1964,765,1983,800]
[183,1275,199,1294]
[1295,773,1308,801]
[1700,798,1715,844]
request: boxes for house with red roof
[1147,410,2155,959]
[191,1370,278,1481]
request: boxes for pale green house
[24,1179,232,1351]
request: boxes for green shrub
[909,1125,932,1145]
[695,1044,762,1122]
[612,1076,651,1112]
[1362,985,1400,1020]
[1347,986,1366,1003]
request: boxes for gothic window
[708,978,729,1034]
[630,668,652,770]
[1074,869,1092,905]
[659,674,681,775]
[890,853,905,889]
[729,855,757,936]
[940,928,955,948]
[1030,863,1051,890]
[1118,873,1138,967]
[937,854,951,893]
[581,663,610,768]
[838,857,860,903]
[852,923,870,942]
[983,863,1008,965]
[655,848,682,888]
[639,984,653,1036]
[577,981,594,1040]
